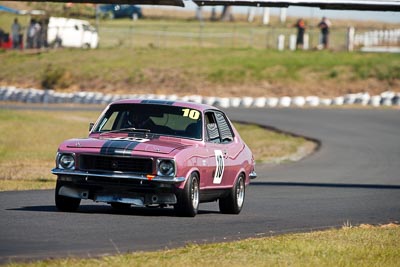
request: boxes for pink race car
[52,99,256,217]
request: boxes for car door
[63,22,82,48]
[203,110,238,189]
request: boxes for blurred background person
[294,18,306,49]
[11,18,21,49]
[26,19,36,49]
[318,17,332,49]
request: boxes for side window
[215,111,234,143]
[205,112,220,143]
[101,112,118,131]
[82,24,89,32]
[96,111,119,131]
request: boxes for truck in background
[47,17,99,49]
[97,5,142,20]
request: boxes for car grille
[79,154,153,173]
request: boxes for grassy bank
[4,224,399,267]
[0,109,98,190]
[1,47,399,97]
[0,108,310,191]
[1,7,399,97]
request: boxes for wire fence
[97,23,400,51]
[98,24,344,50]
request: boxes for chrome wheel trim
[191,177,199,209]
[236,177,245,208]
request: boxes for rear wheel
[55,181,81,212]
[174,172,199,217]
[219,174,245,214]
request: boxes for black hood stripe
[100,140,140,155]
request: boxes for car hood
[64,136,189,155]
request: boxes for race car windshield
[94,103,203,140]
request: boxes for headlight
[157,159,175,177]
[58,154,75,170]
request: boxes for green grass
[1,47,399,93]
[4,224,399,267]
[234,123,311,163]
[0,109,310,191]
[1,12,399,94]
[0,109,99,190]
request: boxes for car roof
[110,99,220,112]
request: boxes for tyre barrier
[267,97,279,107]
[279,96,291,107]
[0,86,399,108]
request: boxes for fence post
[347,26,355,52]
[289,34,296,51]
[262,7,270,25]
[277,34,285,51]
[196,6,204,22]
[303,33,309,50]
[279,8,287,24]
[247,7,256,23]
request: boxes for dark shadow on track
[6,205,220,216]
[251,181,400,190]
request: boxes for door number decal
[213,150,225,184]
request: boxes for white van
[47,17,99,49]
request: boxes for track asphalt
[1,108,399,263]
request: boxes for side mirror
[89,123,94,132]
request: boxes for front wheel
[55,181,81,212]
[219,174,245,214]
[174,172,199,217]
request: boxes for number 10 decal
[213,150,225,184]
[182,108,200,120]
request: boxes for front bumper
[57,184,177,206]
[249,170,257,179]
[54,168,183,206]
[52,168,185,183]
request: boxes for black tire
[55,181,81,212]
[174,172,200,217]
[111,202,131,210]
[219,174,245,214]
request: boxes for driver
[126,112,152,130]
